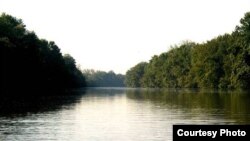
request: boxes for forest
[1,12,250,93]
[0,13,125,95]
[125,12,250,89]
[0,13,86,94]
[83,69,125,87]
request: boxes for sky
[0,0,250,74]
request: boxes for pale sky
[0,0,249,74]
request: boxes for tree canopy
[0,13,86,94]
[125,12,250,89]
[83,69,125,87]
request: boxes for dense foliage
[126,12,250,89]
[83,70,125,87]
[0,13,86,94]
[125,62,148,87]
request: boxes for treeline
[0,13,86,94]
[125,12,250,89]
[83,70,125,87]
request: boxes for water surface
[0,88,250,141]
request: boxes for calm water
[0,88,250,141]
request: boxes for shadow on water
[126,88,250,124]
[0,89,87,117]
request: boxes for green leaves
[125,12,250,89]
[125,62,148,87]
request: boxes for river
[0,88,250,141]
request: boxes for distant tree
[83,70,125,87]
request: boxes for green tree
[231,12,250,89]
[83,69,125,87]
[125,62,148,87]
[141,42,194,88]
[125,12,250,89]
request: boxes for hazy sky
[0,0,249,74]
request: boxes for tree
[0,13,86,95]
[125,12,250,89]
[83,69,125,87]
[228,12,250,89]
[125,62,148,87]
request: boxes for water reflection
[0,90,85,117]
[0,88,250,141]
[126,88,250,123]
